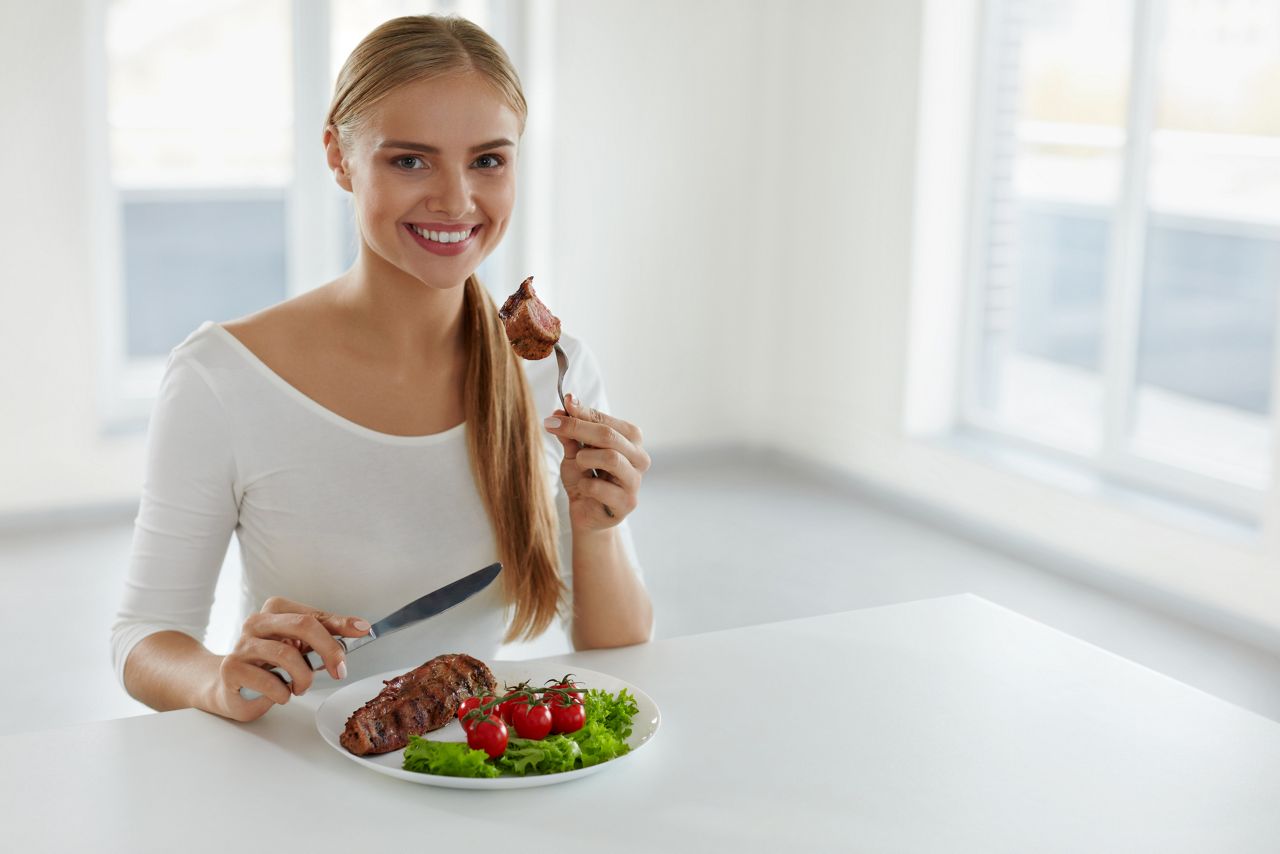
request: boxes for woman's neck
[329,252,469,368]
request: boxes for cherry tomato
[458,695,495,733]
[546,676,584,705]
[498,695,522,725]
[512,702,553,740]
[466,715,508,758]
[550,699,585,735]
[457,696,482,720]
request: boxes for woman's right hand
[210,596,371,722]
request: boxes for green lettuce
[402,736,500,778]
[581,688,639,741]
[567,720,629,767]
[495,735,581,775]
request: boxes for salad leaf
[402,736,500,778]
[567,720,629,767]
[582,687,639,741]
[495,735,581,775]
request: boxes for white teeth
[411,225,471,244]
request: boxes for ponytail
[462,276,563,640]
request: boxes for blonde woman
[112,15,653,723]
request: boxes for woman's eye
[395,155,425,170]
[473,154,504,169]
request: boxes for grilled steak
[499,276,561,360]
[340,653,497,756]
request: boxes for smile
[404,223,480,256]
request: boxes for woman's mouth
[404,223,480,256]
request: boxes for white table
[4,594,1279,852]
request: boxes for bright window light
[965,0,1280,515]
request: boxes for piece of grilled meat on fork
[340,653,498,756]
[498,275,561,360]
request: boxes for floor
[4,450,1279,736]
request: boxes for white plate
[315,662,661,789]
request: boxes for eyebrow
[377,138,516,154]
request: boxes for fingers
[220,600,373,720]
[261,598,373,648]
[319,613,373,639]
[245,612,346,681]
[572,447,641,492]
[250,599,371,681]
[570,471,636,516]
[220,654,292,716]
[545,395,651,474]
[567,394,645,446]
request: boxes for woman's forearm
[569,527,653,649]
[122,631,224,713]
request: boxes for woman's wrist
[194,654,228,717]
[570,524,617,548]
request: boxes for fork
[555,343,615,518]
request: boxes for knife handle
[238,650,325,701]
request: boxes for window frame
[958,0,1280,522]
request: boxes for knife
[239,562,502,701]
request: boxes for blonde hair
[328,16,561,642]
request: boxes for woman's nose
[428,168,473,219]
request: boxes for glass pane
[974,0,1133,452]
[107,0,293,187]
[1130,0,1280,487]
[123,197,288,357]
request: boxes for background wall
[1,1,147,517]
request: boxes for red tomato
[466,715,508,758]
[546,677,584,705]
[550,699,585,735]
[498,696,522,725]
[512,702,553,740]
[458,695,496,733]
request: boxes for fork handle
[576,445,617,519]
[554,347,615,518]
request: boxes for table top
[5,594,1279,853]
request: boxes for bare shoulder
[220,287,335,365]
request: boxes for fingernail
[353,619,371,633]
[544,417,561,429]
[337,660,347,680]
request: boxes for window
[964,0,1280,517]
[94,0,525,425]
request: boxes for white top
[111,320,642,685]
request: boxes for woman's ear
[322,125,354,192]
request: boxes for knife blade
[239,562,502,701]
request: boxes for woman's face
[326,71,521,290]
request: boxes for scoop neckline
[201,320,468,447]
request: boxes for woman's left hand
[544,393,651,530]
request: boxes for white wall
[1,0,147,516]
[547,0,926,451]
[547,0,783,448]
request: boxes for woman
[112,15,653,723]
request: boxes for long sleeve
[111,349,240,687]
[546,338,646,637]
